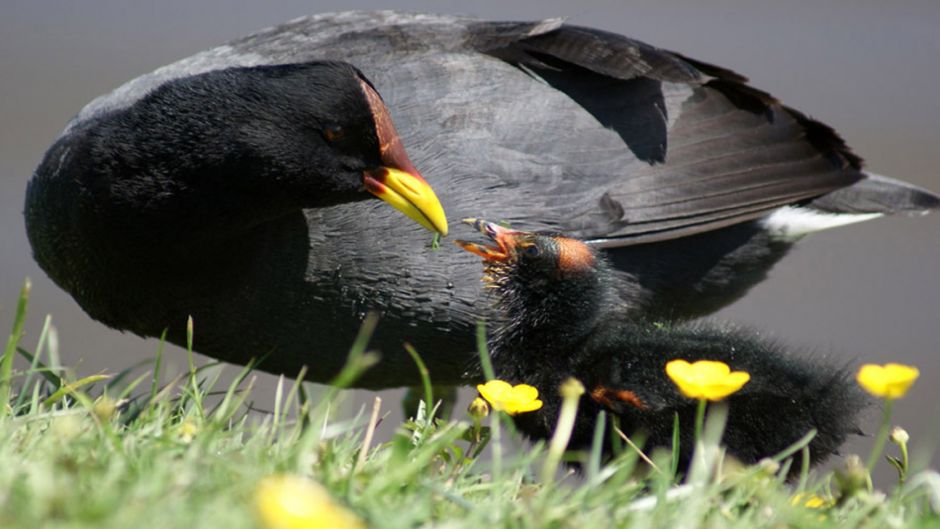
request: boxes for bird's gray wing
[468,22,865,244]
[68,11,865,246]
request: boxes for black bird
[456,219,869,469]
[25,11,938,387]
[24,60,448,380]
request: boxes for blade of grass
[14,314,52,410]
[364,422,468,496]
[216,375,257,426]
[185,316,203,414]
[670,412,681,479]
[586,410,607,482]
[771,429,817,463]
[272,374,285,435]
[212,359,259,423]
[105,358,151,394]
[319,314,381,401]
[114,371,151,401]
[608,415,625,458]
[46,324,61,376]
[404,343,433,414]
[798,444,812,491]
[355,396,382,469]
[1,278,31,412]
[615,426,662,475]
[42,374,111,407]
[282,366,308,427]
[15,348,63,390]
[149,330,167,404]
[475,321,494,380]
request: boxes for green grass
[1,278,939,529]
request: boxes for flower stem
[490,410,502,482]
[694,398,707,447]
[688,398,709,482]
[866,398,894,472]
[540,379,584,483]
[898,437,909,485]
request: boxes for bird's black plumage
[24,11,938,387]
[457,219,869,469]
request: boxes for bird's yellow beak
[359,78,448,236]
[364,167,448,235]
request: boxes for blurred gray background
[2,0,938,481]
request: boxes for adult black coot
[456,219,868,470]
[24,11,938,387]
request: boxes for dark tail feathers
[810,172,940,215]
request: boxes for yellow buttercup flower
[477,380,543,415]
[856,363,919,399]
[665,359,750,401]
[791,492,834,509]
[255,474,364,529]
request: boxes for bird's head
[455,218,599,297]
[301,62,449,235]
[215,61,448,234]
[455,218,611,356]
[60,61,448,236]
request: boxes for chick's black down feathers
[515,324,868,471]
[458,220,869,470]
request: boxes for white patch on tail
[760,206,882,239]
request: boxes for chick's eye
[323,124,346,142]
[522,244,540,257]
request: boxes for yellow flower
[468,397,490,420]
[791,492,834,509]
[856,363,919,399]
[178,419,199,444]
[665,359,750,401]
[476,380,543,415]
[254,475,364,529]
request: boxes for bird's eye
[323,124,346,142]
[522,244,540,257]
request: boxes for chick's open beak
[454,218,521,261]
[359,78,448,236]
